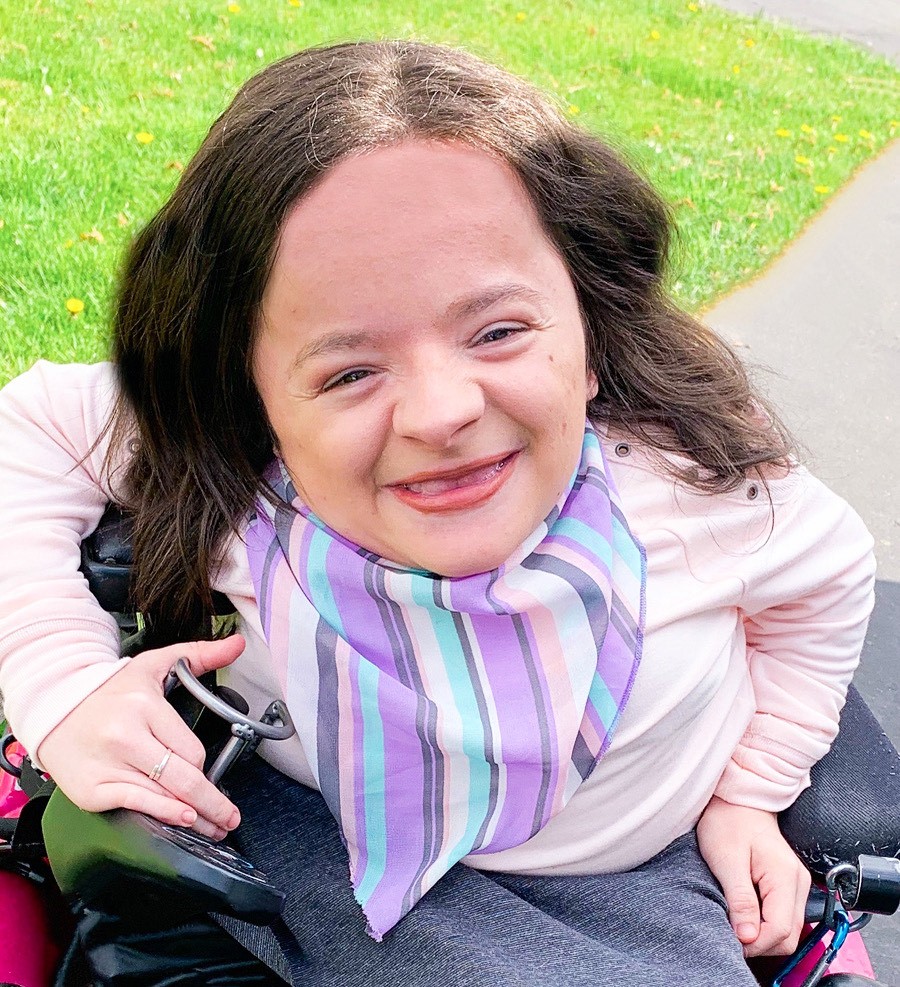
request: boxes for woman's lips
[388,453,518,513]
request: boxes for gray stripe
[570,730,596,781]
[451,610,500,851]
[571,466,610,497]
[520,553,610,653]
[256,534,284,631]
[484,568,508,616]
[511,612,556,839]
[314,619,344,826]
[610,591,639,648]
[273,498,297,548]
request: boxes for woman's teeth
[402,457,509,495]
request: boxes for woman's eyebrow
[290,331,370,373]
[443,284,547,321]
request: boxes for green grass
[1,0,899,384]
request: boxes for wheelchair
[2,507,899,987]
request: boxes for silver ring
[148,748,172,783]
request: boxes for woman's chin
[385,539,512,578]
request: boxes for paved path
[711,0,900,61]
[706,0,900,974]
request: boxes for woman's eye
[323,368,372,391]
[477,324,526,345]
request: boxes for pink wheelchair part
[0,870,60,987]
[782,925,876,983]
[1,742,61,987]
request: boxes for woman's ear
[586,371,599,401]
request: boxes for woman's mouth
[389,453,518,513]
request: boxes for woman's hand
[697,795,811,957]
[36,635,246,840]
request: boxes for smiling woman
[0,39,877,986]
[253,142,594,575]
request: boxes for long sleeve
[0,361,126,762]
[712,467,876,810]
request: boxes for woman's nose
[391,362,485,447]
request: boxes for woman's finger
[139,635,247,685]
[710,851,762,947]
[189,815,230,841]
[95,780,201,828]
[747,861,806,956]
[131,743,240,833]
[149,702,210,771]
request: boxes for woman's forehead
[276,142,538,252]
[263,140,568,316]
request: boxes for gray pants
[223,756,756,987]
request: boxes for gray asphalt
[707,0,900,975]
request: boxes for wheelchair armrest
[80,503,235,618]
[80,504,134,613]
[780,684,900,878]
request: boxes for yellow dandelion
[834,133,849,143]
[732,65,740,74]
[814,185,832,195]
[687,2,699,10]
[0,219,4,229]
[828,146,837,154]
[65,297,85,315]
[744,38,755,47]
[228,2,240,9]
[859,129,872,139]
[891,120,899,128]
[795,155,810,165]
[650,29,660,40]
[135,131,154,144]
[567,104,580,115]
[800,124,813,134]
[289,0,302,5]
[63,238,75,248]
[516,11,526,21]
[775,128,791,137]
[831,115,842,123]
[81,105,90,114]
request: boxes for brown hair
[108,40,791,641]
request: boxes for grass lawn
[1,0,898,384]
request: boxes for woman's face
[253,141,596,575]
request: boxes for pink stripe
[335,636,359,856]
[266,556,298,687]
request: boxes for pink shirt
[0,361,876,874]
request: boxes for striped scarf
[245,423,646,940]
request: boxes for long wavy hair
[107,39,792,642]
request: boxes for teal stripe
[306,528,346,636]
[611,514,643,581]
[552,516,613,568]
[410,577,492,858]
[587,669,620,730]
[354,659,388,903]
